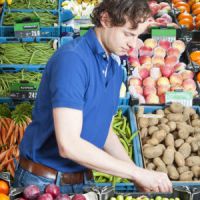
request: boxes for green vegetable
[7,0,58,9]
[0,70,42,97]
[117,195,124,200]
[125,196,132,200]
[3,11,58,27]
[0,40,56,65]
[93,108,138,185]
[0,103,11,118]
[110,198,117,200]
[155,196,162,200]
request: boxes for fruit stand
[0,0,199,199]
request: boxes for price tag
[14,17,40,37]
[10,82,39,100]
[151,28,176,42]
[165,91,193,107]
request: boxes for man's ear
[100,12,111,28]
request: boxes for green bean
[0,70,42,97]
[0,41,55,64]
[3,11,58,27]
[7,0,58,10]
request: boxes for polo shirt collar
[84,28,107,58]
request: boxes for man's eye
[124,32,131,36]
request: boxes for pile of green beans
[7,0,58,10]
[3,11,58,27]
[0,41,55,64]
[0,70,42,97]
[93,109,138,185]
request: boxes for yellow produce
[0,0,5,5]
[6,0,12,5]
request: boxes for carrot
[1,125,6,144]
[19,123,25,143]
[1,118,9,131]
[25,116,32,125]
[13,124,19,145]
[0,150,8,162]
[5,120,15,142]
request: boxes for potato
[158,124,170,134]
[146,163,156,170]
[174,152,185,167]
[160,118,168,124]
[194,127,200,134]
[152,130,167,143]
[153,157,166,168]
[162,146,175,165]
[178,143,191,159]
[180,171,193,181]
[168,121,176,132]
[143,144,152,149]
[192,119,200,127]
[186,156,200,166]
[167,113,184,122]
[156,165,168,174]
[178,166,189,174]
[143,144,165,159]
[177,123,194,133]
[186,136,195,144]
[164,108,171,114]
[167,165,179,180]
[178,129,190,140]
[149,118,159,126]
[148,126,159,136]
[175,139,184,148]
[165,134,174,147]
[139,117,149,128]
[170,103,184,113]
[192,114,199,120]
[156,109,165,116]
[140,127,148,138]
[142,137,151,145]
[183,107,196,116]
[147,138,159,146]
[191,141,198,152]
[191,165,200,178]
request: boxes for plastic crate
[0,37,60,72]
[94,105,141,192]
[0,9,60,37]
[60,36,73,46]
[132,104,200,188]
[118,92,130,106]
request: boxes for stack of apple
[147,0,178,28]
[128,38,197,104]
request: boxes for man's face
[100,17,150,56]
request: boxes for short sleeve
[48,51,87,110]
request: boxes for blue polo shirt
[20,29,123,173]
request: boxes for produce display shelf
[94,105,141,192]
[0,9,61,37]
[132,105,200,188]
[0,36,60,72]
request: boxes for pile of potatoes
[138,102,200,181]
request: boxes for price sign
[10,82,39,100]
[14,17,40,37]
[151,28,176,42]
[165,91,193,107]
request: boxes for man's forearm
[59,137,138,181]
[103,130,133,164]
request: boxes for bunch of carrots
[0,102,33,178]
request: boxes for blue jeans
[13,163,94,194]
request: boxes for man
[14,0,172,194]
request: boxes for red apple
[152,56,165,65]
[172,40,185,53]
[154,46,166,58]
[160,65,174,78]
[146,94,160,104]
[139,55,152,65]
[165,56,178,67]
[158,40,171,50]
[167,47,181,58]
[143,77,156,87]
[181,70,194,80]
[143,86,157,96]
[157,77,170,87]
[139,67,150,79]
[170,73,183,86]
[129,77,142,86]
[139,46,153,57]
[144,38,157,49]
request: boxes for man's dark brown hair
[91,0,151,29]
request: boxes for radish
[23,185,40,200]
[45,184,60,198]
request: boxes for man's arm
[103,119,133,164]
[53,107,172,193]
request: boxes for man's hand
[133,167,172,193]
